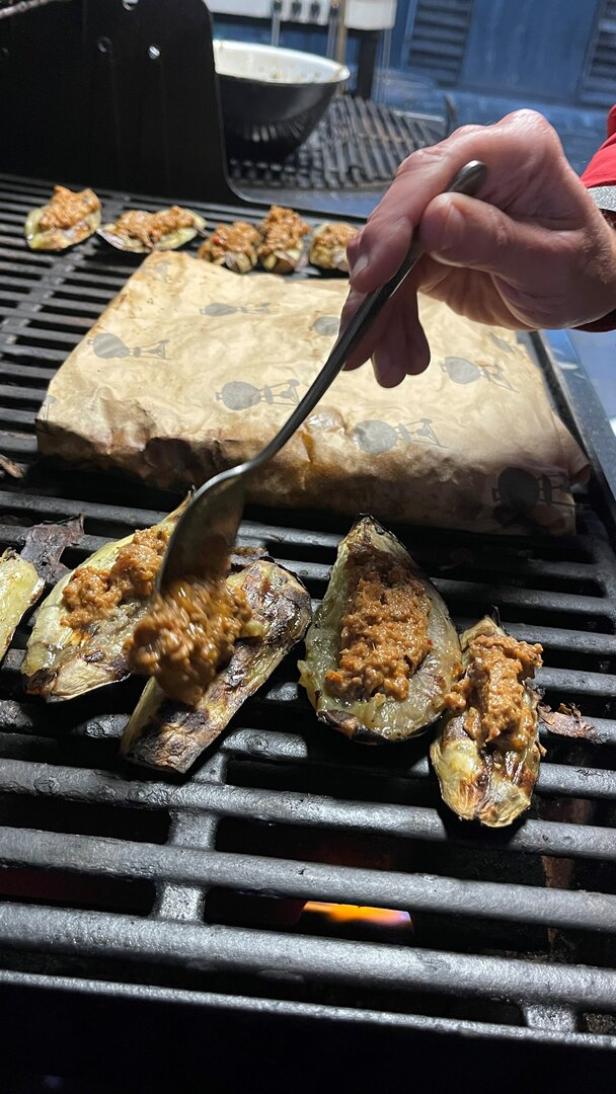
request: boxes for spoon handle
[252,159,487,470]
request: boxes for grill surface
[228,95,448,191]
[2,172,616,1068]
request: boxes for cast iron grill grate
[227,95,448,191]
[1,173,616,1052]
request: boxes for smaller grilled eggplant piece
[258,206,309,274]
[25,186,101,252]
[98,207,206,253]
[22,508,183,702]
[0,518,83,663]
[198,222,261,274]
[430,617,543,828]
[298,517,461,743]
[309,222,358,272]
[121,558,311,774]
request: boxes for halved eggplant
[309,222,358,272]
[298,517,461,743]
[430,616,543,828]
[121,557,311,774]
[22,507,183,702]
[98,207,206,254]
[25,186,101,252]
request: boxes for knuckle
[505,108,556,141]
[395,143,443,177]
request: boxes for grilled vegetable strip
[431,617,543,828]
[309,222,358,272]
[22,507,184,701]
[25,185,101,251]
[122,558,311,774]
[198,221,261,273]
[298,517,461,743]
[0,517,83,663]
[98,207,206,253]
[258,205,309,274]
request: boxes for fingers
[419,191,559,289]
[342,282,430,387]
[348,110,578,296]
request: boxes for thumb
[419,192,552,289]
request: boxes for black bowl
[213,40,350,160]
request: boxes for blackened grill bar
[2,826,616,935]
[2,173,616,1058]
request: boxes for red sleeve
[575,106,616,331]
[580,105,616,187]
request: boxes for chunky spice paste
[324,547,432,702]
[62,525,171,632]
[198,221,261,264]
[38,186,100,231]
[444,632,543,753]
[258,205,309,260]
[112,206,196,247]
[310,222,358,268]
[126,574,261,706]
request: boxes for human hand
[342,110,616,386]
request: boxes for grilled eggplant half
[98,207,206,253]
[309,222,358,272]
[25,186,101,252]
[22,508,183,702]
[430,617,543,828]
[198,222,261,274]
[121,558,311,774]
[298,517,461,743]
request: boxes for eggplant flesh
[298,517,461,743]
[25,206,101,252]
[97,211,206,254]
[430,617,542,828]
[121,558,311,774]
[22,509,182,702]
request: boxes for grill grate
[2,172,616,1056]
[227,95,448,191]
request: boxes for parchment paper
[37,251,588,534]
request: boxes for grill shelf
[227,95,448,192]
[2,172,616,1070]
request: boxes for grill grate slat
[2,172,616,1048]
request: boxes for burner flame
[302,902,412,927]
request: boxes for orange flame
[302,901,412,927]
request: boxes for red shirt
[576,106,616,330]
[581,104,616,188]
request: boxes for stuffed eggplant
[98,206,206,253]
[25,185,101,252]
[298,517,461,743]
[309,222,358,273]
[22,508,183,701]
[258,205,309,274]
[198,221,261,274]
[430,616,543,828]
[122,557,311,774]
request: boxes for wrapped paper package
[37,252,587,535]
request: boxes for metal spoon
[157,158,487,592]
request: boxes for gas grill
[2,172,616,1085]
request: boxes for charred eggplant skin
[430,616,542,829]
[298,516,461,743]
[21,508,183,702]
[121,558,311,774]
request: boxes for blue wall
[461,0,598,100]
